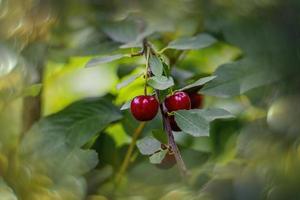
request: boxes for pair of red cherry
[130,91,203,130]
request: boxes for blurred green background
[0,0,300,199]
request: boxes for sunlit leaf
[148,76,174,90]
[166,33,217,50]
[105,123,131,147]
[149,149,168,164]
[23,83,42,97]
[116,72,143,90]
[136,136,161,155]
[149,54,163,77]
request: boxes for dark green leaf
[102,21,139,43]
[149,54,163,77]
[148,76,174,90]
[174,110,210,137]
[116,73,143,90]
[38,98,122,147]
[149,149,168,164]
[167,33,217,50]
[201,60,278,97]
[163,62,171,77]
[86,54,126,68]
[180,76,216,91]
[152,129,168,144]
[136,136,161,155]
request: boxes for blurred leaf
[149,54,163,77]
[136,136,161,155]
[44,57,118,115]
[23,83,42,97]
[0,178,17,200]
[120,100,131,111]
[196,108,235,121]
[116,72,143,90]
[201,60,278,97]
[39,97,122,147]
[148,76,174,90]
[105,123,131,147]
[166,33,217,50]
[180,76,216,91]
[175,133,212,152]
[174,110,210,137]
[102,20,139,43]
[149,149,168,164]
[86,54,126,68]
[0,44,18,77]
[152,129,168,144]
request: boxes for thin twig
[158,94,188,177]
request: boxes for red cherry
[130,95,159,121]
[188,93,204,109]
[164,91,191,112]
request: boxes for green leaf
[148,76,174,90]
[174,133,211,152]
[174,110,210,137]
[136,136,161,155]
[116,72,143,90]
[149,149,168,164]
[166,33,217,50]
[102,20,139,43]
[39,98,122,147]
[85,54,126,68]
[23,83,42,97]
[162,62,171,77]
[194,108,234,121]
[152,129,168,144]
[174,108,234,137]
[201,60,279,97]
[149,54,163,77]
[180,76,216,91]
[120,100,131,110]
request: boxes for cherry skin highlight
[164,91,191,112]
[130,95,159,121]
[188,92,204,109]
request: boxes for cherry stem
[142,38,188,178]
[144,49,150,96]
